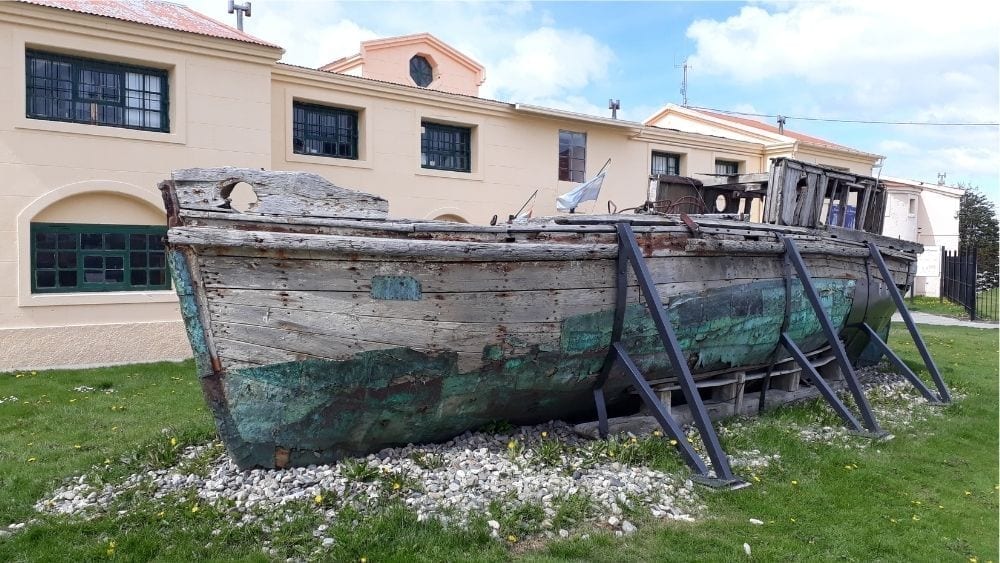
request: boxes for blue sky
[188,1,999,201]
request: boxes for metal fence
[941,246,999,321]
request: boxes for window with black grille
[30,223,170,293]
[292,102,359,159]
[558,130,586,182]
[421,122,471,172]
[25,50,168,132]
[651,151,680,176]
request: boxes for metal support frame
[858,324,943,404]
[592,223,744,489]
[779,236,886,436]
[866,242,952,403]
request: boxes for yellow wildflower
[69,399,76,403]
[191,505,199,513]
[157,511,165,518]
[669,439,678,446]
[791,480,799,486]
[314,494,324,504]
[912,515,919,521]
[541,431,548,438]
[74,444,81,449]
[106,540,116,557]
[507,440,516,450]
[844,465,853,470]
[652,430,662,437]
[27,457,36,462]
[103,458,111,465]
[507,534,518,543]
[359,558,367,563]
[890,518,897,523]
[392,482,401,490]
[965,491,972,496]
[170,437,177,447]
[752,474,761,483]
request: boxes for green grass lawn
[1,324,997,562]
[903,296,971,319]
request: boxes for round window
[410,55,433,87]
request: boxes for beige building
[0,0,888,370]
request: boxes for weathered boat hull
[162,168,918,469]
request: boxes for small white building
[880,177,964,297]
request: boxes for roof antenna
[776,115,786,134]
[937,172,947,186]
[608,99,620,120]
[227,0,251,31]
[675,57,691,106]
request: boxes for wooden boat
[160,159,923,470]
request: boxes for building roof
[19,0,282,49]
[881,176,965,197]
[644,103,881,159]
[690,107,854,152]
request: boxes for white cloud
[687,2,999,86]
[485,27,615,103]
[686,1,999,190]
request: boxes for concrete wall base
[0,321,192,372]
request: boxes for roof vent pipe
[608,99,620,120]
[228,0,251,31]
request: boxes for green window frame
[421,122,471,172]
[558,130,586,182]
[292,101,359,159]
[30,223,170,293]
[25,49,169,133]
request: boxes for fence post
[971,247,978,321]
[939,246,945,303]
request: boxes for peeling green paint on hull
[214,278,857,469]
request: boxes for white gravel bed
[35,421,712,537]
[22,363,950,551]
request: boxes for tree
[956,184,999,288]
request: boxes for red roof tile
[693,108,857,152]
[20,0,281,49]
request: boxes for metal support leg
[781,236,884,436]
[590,223,744,488]
[616,223,741,486]
[858,323,943,404]
[593,387,610,439]
[613,343,707,474]
[781,334,864,431]
[593,223,631,439]
[866,242,951,403]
